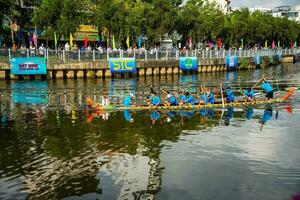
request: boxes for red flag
[84,35,88,48]
[290,40,293,49]
[271,40,276,49]
[188,36,192,49]
[33,32,37,48]
[217,38,222,49]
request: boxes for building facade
[272,5,300,22]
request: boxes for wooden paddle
[220,84,225,108]
[251,74,265,90]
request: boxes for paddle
[220,84,225,108]
[251,74,265,90]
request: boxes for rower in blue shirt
[179,90,186,105]
[260,78,273,99]
[182,92,195,106]
[243,88,255,101]
[123,93,135,107]
[206,89,215,104]
[161,89,179,106]
[225,87,236,103]
[199,89,214,104]
[252,76,274,100]
[150,91,161,107]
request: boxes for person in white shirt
[39,44,45,56]
[65,42,70,51]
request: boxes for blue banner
[10,57,47,75]
[225,56,238,68]
[179,57,198,70]
[253,55,261,65]
[109,58,136,74]
[11,81,48,104]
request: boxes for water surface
[1,64,300,200]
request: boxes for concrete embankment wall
[0,54,298,80]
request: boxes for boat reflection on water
[84,105,290,131]
[258,105,280,131]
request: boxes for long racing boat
[86,88,296,111]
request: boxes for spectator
[39,44,45,57]
[30,43,35,56]
[20,44,26,57]
[65,42,70,51]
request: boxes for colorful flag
[188,36,192,49]
[54,32,57,48]
[112,35,116,49]
[290,40,293,49]
[271,40,276,49]
[84,34,88,48]
[33,32,37,48]
[70,33,73,48]
[126,35,130,49]
[264,40,268,48]
[293,41,297,48]
[217,38,222,49]
[138,36,142,48]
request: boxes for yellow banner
[77,25,97,33]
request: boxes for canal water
[1,63,300,200]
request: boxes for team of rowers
[123,76,274,107]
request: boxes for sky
[230,0,300,8]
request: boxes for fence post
[119,50,122,58]
[107,50,109,61]
[8,48,11,60]
[92,49,95,61]
[202,49,205,59]
[63,50,66,62]
[186,50,188,57]
[209,50,212,59]
[78,50,81,61]
[155,50,158,60]
[134,49,136,59]
[175,50,179,60]
[27,49,29,58]
[145,50,147,60]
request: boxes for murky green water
[1,64,300,200]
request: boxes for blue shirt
[168,95,178,104]
[150,111,160,120]
[123,110,131,122]
[226,107,234,119]
[207,93,215,104]
[226,89,235,102]
[244,108,254,120]
[260,109,273,124]
[183,95,195,105]
[260,82,273,93]
[151,96,161,106]
[200,94,208,104]
[244,90,255,97]
[180,95,186,102]
[123,95,132,106]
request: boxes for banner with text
[225,56,238,68]
[109,58,136,74]
[10,57,47,75]
[179,57,198,71]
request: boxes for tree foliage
[1,0,300,48]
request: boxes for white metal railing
[1,48,299,62]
